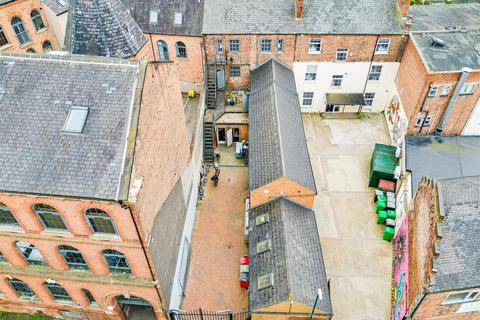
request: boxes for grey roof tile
[122,0,203,36]
[41,0,69,15]
[66,0,147,58]
[249,59,316,193]
[409,4,480,32]
[248,198,332,314]
[0,53,140,200]
[203,0,402,35]
[431,176,480,292]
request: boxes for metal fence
[169,309,249,320]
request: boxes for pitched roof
[122,0,203,36]
[406,136,480,192]
[0,53,142,200]
[249,198,332,314]
[431,176,480,292]
[249,59,316,193]
[41,0,69,15]
[66,0,147,58]
[203,0,403,35]
[409,3,480,32]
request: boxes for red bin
[240,255,249,265]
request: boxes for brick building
[0,0,59,53]
[202,0,410,113]
[407,176,480,319]
[0,53,192,319]
[123,0,205,93]
[396,4,480,135]
[40,0,69,49]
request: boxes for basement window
[428,85,438,97]
[63,106,88,134]
[443,291,479,305]
[255,213,269,226]
[256,239,272,254]
[257,273,274,290]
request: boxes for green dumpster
[387,210,396,219]
[377,211,387,224]
[376,200,386,212]
[368,144,399,188]
[383,226,395,241]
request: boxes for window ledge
[90,234,121,241]
[374,51,389,55]
[176,57,188,60]
[308,51,321,55]
[260,52,272,54]
[0,44,13,52]
[0,226,24,233]
[19,41,32,49]
[41,230,72,238]
[36,28,47,34]
[335,60,347,63]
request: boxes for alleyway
[181,167,248,312]
[303,113,393,320]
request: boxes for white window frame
[336,48,348,62]
[375,38,390,54]
[260,39,272,53]
[368,65,382,81]
[308,38,322,54]
[428,85,438,97]
[228,39,240,53]
[302,92,314,106]
[415,115,424,127]
[424,114,434,126]
[174,12,183,25]
[149,10,158,24]
[305,65,317,81]
[215,39,223,53]
[460,83,476,95]
[364,93,375,106]
[229,66,241,78]
[277,39,284,53]
[442,291,480,305]
[440,85,451,97]
[331,75,343,87]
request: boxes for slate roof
[66,0,147,58]
[41,0,69,15]
[249,197,332,314]
[249,59,316,193]
[203,0,403,35]
[431,176,480,292]
[0,53,141,200]
[123,0,203,36]
[409,4,480,32]
[0,0,15,5]
[406,136,480,193]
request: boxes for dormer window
[63,106,88,134]
[174,12,183,25]
[149,11,158,24]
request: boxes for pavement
[303,113,393,320]
[181,167,248,312]
[182,94,202,147]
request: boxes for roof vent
[63,106,88,134]
[174,12,183,25]
[255,213,269,226]
[149,10,158,24]
[256,239,272,254]
[431,36,446,48]
[257,273,274,290]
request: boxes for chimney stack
[398,0,410,18]
[295,0,303,19]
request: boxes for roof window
[63,106,88,134]
[149,11,158,24]
[174,12,183,25]
[56,0,66,6]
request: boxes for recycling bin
[387,210,396,219]
[377,211,387,224]
[383,226,395,241]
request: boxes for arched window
[157,40,169,61]
[85,208,117,235]
[82,289,97,305]
[0,203,19,226]
[102,249,131,274]
[33,204,67,230]
[15,241,47,266]
[42,41,52,52]
[11,17,30,45]
[0,251,7,263]
[0,26,8,47]
[44,282,71,301]
[175,41,187,58]
[58,245,89,270]
[26,48,35,53]
[8,279,36,299]
[30,9,45,31]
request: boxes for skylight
[56,0,67,6]
[174,12,183,25]
[63,106,88,134]
[149,10,158,24]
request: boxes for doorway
[216,69,225,90]
[217,128,226,144]
[117,296,155,320]
[326,104,341,112]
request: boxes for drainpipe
[436,67,472,134]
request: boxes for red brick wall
[0,0,59,53]
[205,34,407,89]
[413,290,480,320]
[0,192,164,319]
[408,178,438,311]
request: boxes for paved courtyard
[303,113,393,320]
[181,167,248,312]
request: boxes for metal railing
[169,309,249,320]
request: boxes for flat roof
[406,136,480,193]
[409,4,480,32]
[0,53,142,200]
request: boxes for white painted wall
[462,97,480,135]
[293,61,399,113]
[42,6,68,49]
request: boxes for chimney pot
[295,0,303,19]
[398,0,410,18]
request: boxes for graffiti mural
[385,95,407,146]
[391,218,408,320]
